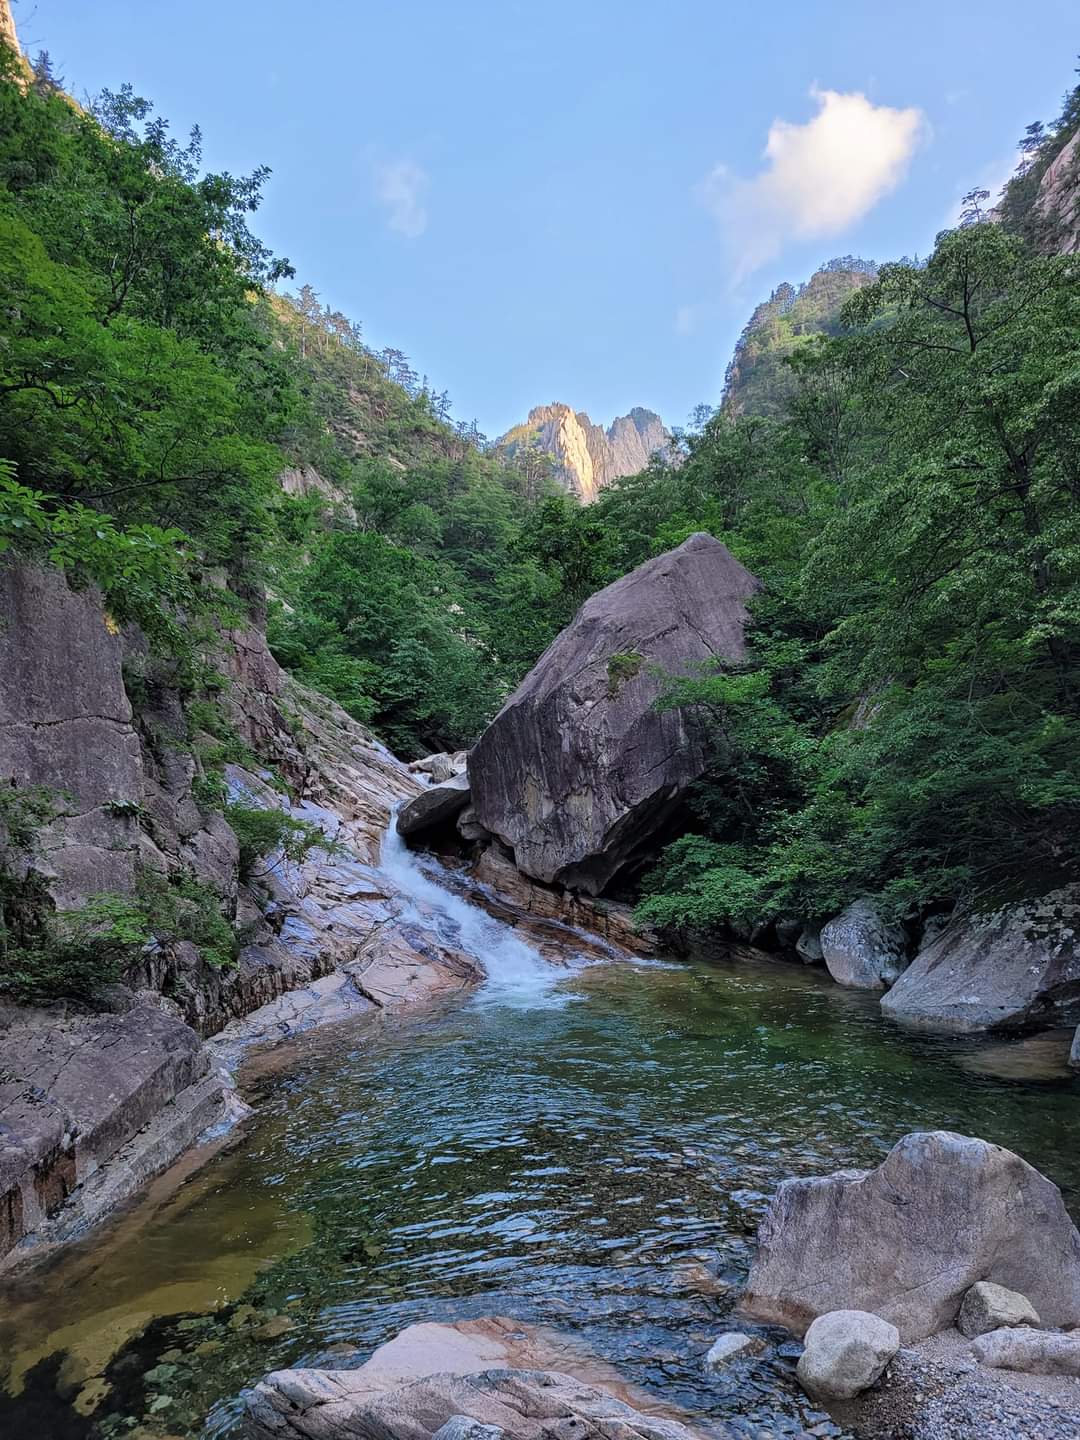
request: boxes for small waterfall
[379,814,572,1007]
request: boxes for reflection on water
[1,952,1077,1439]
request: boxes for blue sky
[13,1,1076,437]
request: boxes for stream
[2,826,1079,1439]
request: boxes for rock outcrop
[0,562,485,1262]
[0,999,234,1258]
[820,900,908,990]
[796,1310,900,1401]
[245,1317,702,1440]
[880,887,1080,1033]
[1033,129,1080,254]
[740,1131,1080,1342]
[469,533,760,895]
[497,403,671,503]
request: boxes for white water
[379,814,577,1008]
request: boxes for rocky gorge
[2,5,1080,1436]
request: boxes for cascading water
[379,810,575,1006]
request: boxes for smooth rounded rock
[796,1310,900,1401]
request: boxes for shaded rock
[244,1367,701,1440]
[1071,1026,1080,1070]
[957,1282,1040,1339]
[820,900,908,990]
[970,1326,1080,1376]
[397,773,471,838]
[796,925,823,965]
[796,1310,899,1401]
[469,534,760,894]
[740,1130,1080,1342]
[775,917,803,950]
[456,805,490,842]
[881,887,1080,1033]
[703,1332,764,1368]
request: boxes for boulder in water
[881,886,1080,1033]
[820,899,908,990]
[469,534,760,894]
[740,1131,1080,1342]
[397,772,471,837]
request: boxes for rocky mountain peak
[498,402,671,503]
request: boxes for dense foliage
[2,39,1079,967]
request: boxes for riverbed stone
[881,886,1080,1033]
[397,772,471,837]
[796,1310,900,1400]
[957,1281,1040,1338]
[469,533,760,895]
[970,1326,1080,1375]
[704,1332,764,1367]
[740,1130,1080,1342]
[820,900,908,990]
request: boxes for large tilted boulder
[397,772,471,837]
[820,900,908,990]
[740,1131,1080,1342]
[881,887,1080,1033]
[469,534,760,894]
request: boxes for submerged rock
[820,900,907,990]
[244,1317,703,1440]
[397,772,471,837]
[970,1326,1080,1376]
[740,1130,1080,1342]
[796,1310,899,1400]
[469,534,760,894]
[881,887,1080,1033]
[957,1281,1040,1339]
[703,1332,764,1368]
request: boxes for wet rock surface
[469,533,760,895]
[244,1318,706,1440]
[740,1131,1080,1342]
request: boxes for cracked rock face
[740,1130,1080,1342]
[469,533,760,895]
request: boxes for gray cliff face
[498,402,672,502]
[468,533,761,895]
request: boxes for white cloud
[375,159,429,239]
[701,87,926,281]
